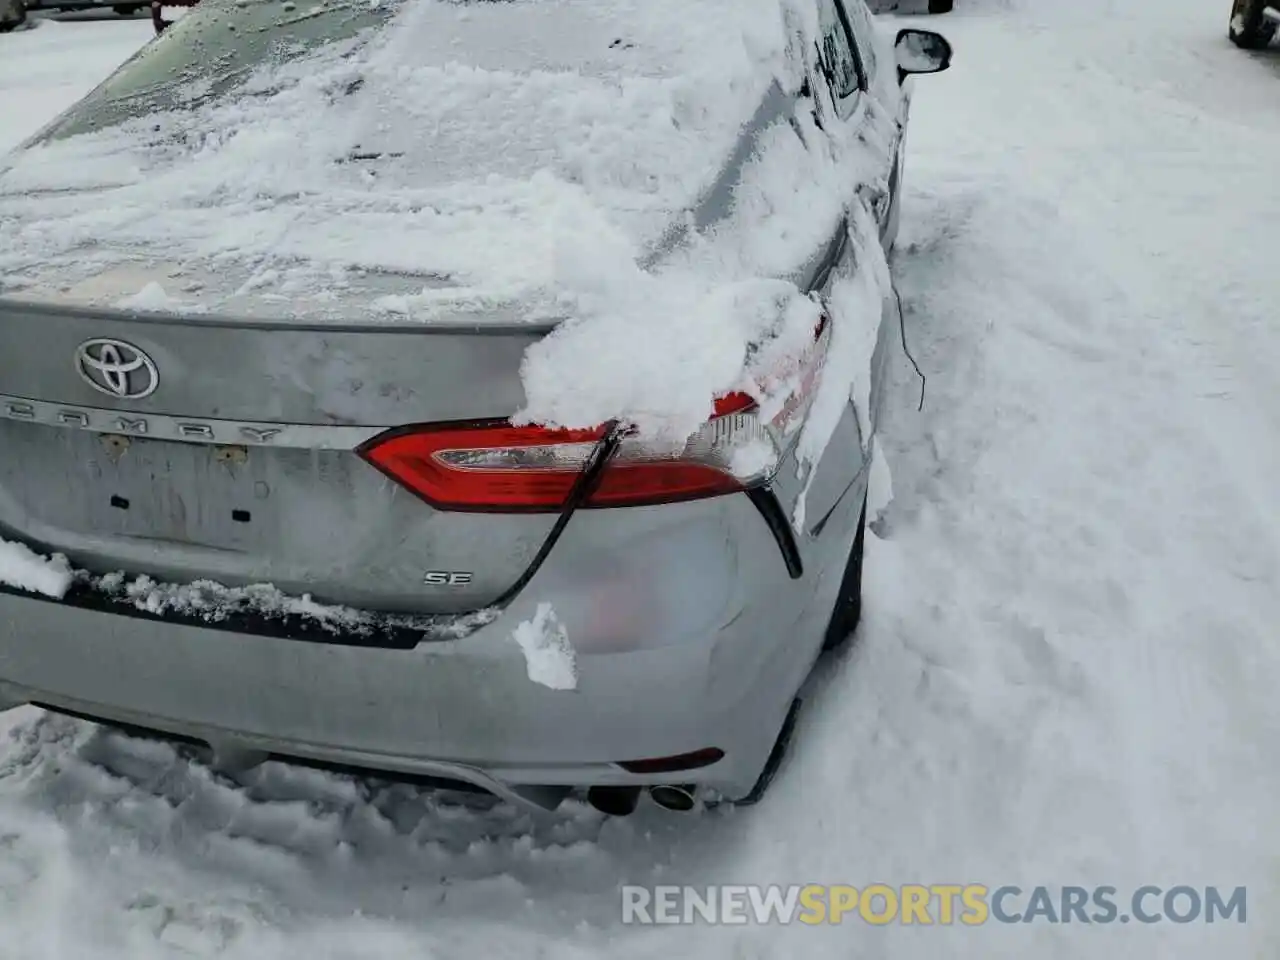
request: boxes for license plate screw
[99,433,130,461]
[214,445,249,467]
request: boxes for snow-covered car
[0,0,951,817]
[1230,0,1279,47]
[0,0,25,32]
[3,0,146,24]
[868,0,953,13]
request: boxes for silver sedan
[0,0,950,817]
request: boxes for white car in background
[0,0,148,32]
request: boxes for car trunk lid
[0,295,558,615]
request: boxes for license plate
[0,421,277,551]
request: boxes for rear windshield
[35,0,398,142]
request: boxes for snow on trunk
[511,602,578,691]
[517,11,900,444]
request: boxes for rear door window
[840,0,880,82]
[816,0,866,117]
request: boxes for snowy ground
[2,1,1280,957]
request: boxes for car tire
[0,0,26,32]
[821,494,868,652]
[928,0,954,12]
[1230,0,1278,48]
[113,3,142,13]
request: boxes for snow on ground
[2,0,1280,957]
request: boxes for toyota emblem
[75,338,160,400]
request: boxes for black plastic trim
[709,697,803,809]
[804,216,850,295]
[745,486,804,580]
[0,578,434,649]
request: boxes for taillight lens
[358,314,830,513]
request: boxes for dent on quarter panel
[516,505,741,656]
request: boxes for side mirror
[894,29,953,81]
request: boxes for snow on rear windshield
[1,0,904,472]
[37,0,397,142]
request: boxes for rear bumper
[0,496,829,811]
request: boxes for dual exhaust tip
[587,784,697,816]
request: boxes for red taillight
[358,314,830,513]
[358,422,607,512]
[357,404,758,513]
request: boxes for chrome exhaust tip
[587,785,642,817]
[648,784,698,812]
